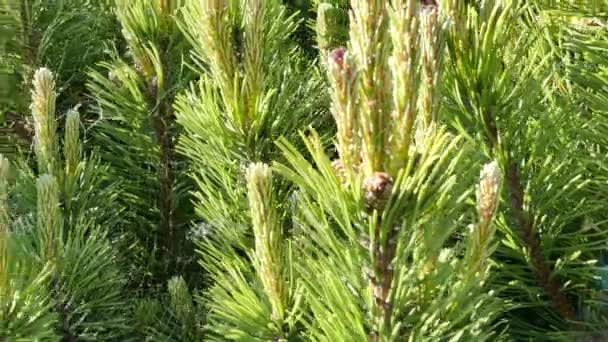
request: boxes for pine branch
[442,1,587,331]
[53,280,78,342]
[505,160,575,320]
[86,0,197,288]
[483,95,575,321]
[247,163,286,333]
[31,68,58,176]
[149,51,178,259]
[349,0,391,175]
[369,216,398,341]
[465,161,502,275]
[363,172,395,337]
[419,2,443,127]
[478,76,575,321]
[178,1,332,338]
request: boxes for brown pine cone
[363,172,393,211]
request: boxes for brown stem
[482,107,575,319]
[149,42,177,259]
[483,110,498,149]
[154,99,176,257]
[370,220,398,339]
[51,277,78,342]
[506,161,575,319]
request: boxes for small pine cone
[363,172,393,211]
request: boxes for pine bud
[419,0,443,128]
[246,163,285,323]
[31,68,58,175]
[64,109,81,175]
[182,0,236,94]
[477,161,502,225]
[37,174,61,261]
[466,161,502,274]
[328,47,359,172]
[387,0,419,174]
[243,0,265,116]
[364,172,393,211]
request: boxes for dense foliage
[1,0,608,341]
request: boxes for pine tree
[173,0,502,340]
[1,68,129,340]
[86,0,198,290]
[2,0,608,340]
[178,0,608,340]
[175,0,331,339]
[272,0,503,339]
[83,1,212,339]
[441,0,608,339]
[0,153,60,340]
